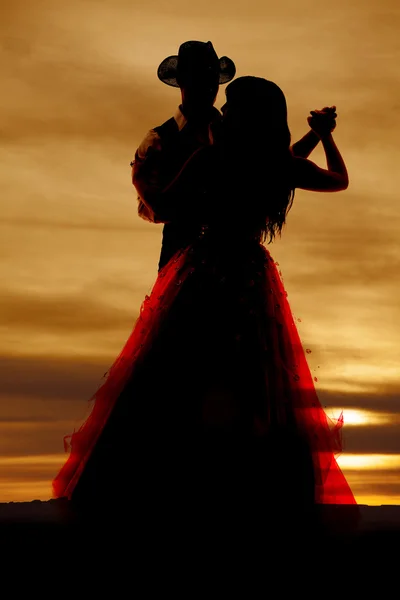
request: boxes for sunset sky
[1,0,399,504]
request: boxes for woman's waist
[200,224,263,246]
[192,229,268,266]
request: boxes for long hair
[221,76,295,243]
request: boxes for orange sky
[1,0,400,504]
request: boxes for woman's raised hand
[307,106,337,138]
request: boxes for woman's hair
[221,76,295,243]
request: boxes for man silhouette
[132,40,236,271]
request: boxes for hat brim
[157,55,236,88]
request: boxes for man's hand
[307,106,337,138]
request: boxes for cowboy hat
[157,40,236,88]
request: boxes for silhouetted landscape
[1,500,398,575]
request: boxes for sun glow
[329,408,396,427]
[337,454,400,470]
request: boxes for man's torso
[134,106,222,270]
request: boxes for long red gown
[53,228,357,520]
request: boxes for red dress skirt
[53,234,357,516]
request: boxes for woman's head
[225,76,287,109]
[220,76,294,243]
[222,76,290,147]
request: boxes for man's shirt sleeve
[132,129,165,223]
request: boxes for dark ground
[0,500,398,592]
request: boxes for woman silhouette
[53,76,356,539]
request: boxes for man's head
[177,42,220,111]
[157,41,236,115]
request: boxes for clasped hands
[307,105,337,138]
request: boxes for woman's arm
[293,132,349,192]
[320,132,348,184]
[290,130,320,159]
[137,146,215,223]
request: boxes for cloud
[0,421,77,457]
[0,352,399,451]
[0,217,135,232]
[1,1,172,143]
[318,386,400,416]
[0,288,137,334]
[342,425,400,454]
[345,471,400,502]
[276,189,400,293]
[1,0,400,503]
[0,354,109,404]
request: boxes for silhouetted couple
[53,41,356,544]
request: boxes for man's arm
[131,127,175,224]
[290,130,320,159]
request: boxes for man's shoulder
[154,116,180,138]
[136,105,222,158]
[136,129,162,159]
[136,117,180,159]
